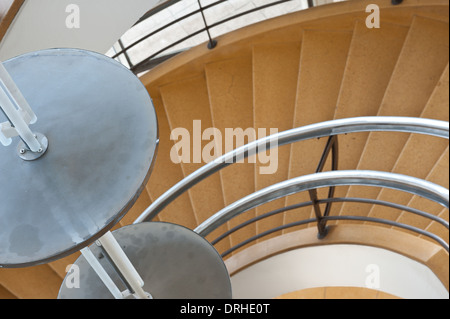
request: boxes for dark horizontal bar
[211,200,314,245]
[112,9,200,59]
[324,197,449,229]
[213,197,448,246]
[207,0,294,31]
[131,0,297,72]
[221,214,449,258]
[221,218,317,258]
[134,0,182,26]
[132,50,185,74]
[131,28,206,72]
[323,216,449,252]
[112,0,227,59]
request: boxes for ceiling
[0,0,167,61]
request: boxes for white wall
[0,0,167,61]
[0,0,14,20]
[231,244,449,299]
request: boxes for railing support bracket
[317,225,330,240]
[207,39,218,50]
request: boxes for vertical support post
[197,0,217,49]
[309,189,329,239]
[80,247,124,299]
[0,63,42,152]
[309,135,339,239]
[97,232,152,299]
[96,244,136,295]
[117,39,134,69]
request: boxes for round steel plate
[0,49,158,268]
[58,222,232,299]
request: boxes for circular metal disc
[58,222,232,299]
[0,49,158,267]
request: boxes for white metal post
[80,247,124,299]
[0,63,42,152]
[97,231,152,299]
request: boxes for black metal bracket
[309,135,339,239]
[96,243,135,295]
[198,0,218,50]
[118,39,134,69]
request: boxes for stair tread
[283,29,353,232]
[159,75,230,252]
[421,63,450,121]
[335,20,410,119]
[252,41,301,238]
[0,285,16,299]
[340,17,449,220]
[205,55,257,250]
[378,16,449,117]
[144,97,197,229]
[422,208,449,244]
[324,20,410,223]
[47,253,80,279]
[394,147,449,229]
[0,265,62,299]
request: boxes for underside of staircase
[0,0,448,299]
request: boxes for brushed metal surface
[58,222,232,299]
[0,49,158,267]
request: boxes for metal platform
[58,222,232,299]
[0,49,158,268]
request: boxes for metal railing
[109,0,316,74]
[196,171,449,255]
[212,196,449,257]
[108,0,408,73]
[134,117,450,254]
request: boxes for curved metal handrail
[134,117,449,224]
[193,170,449,237]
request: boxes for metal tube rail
[220,218,317,258]
[309,135,339,238]
[212,201,314,245]
[193,170,449,237]
[132,1,307,72]
[115,0,300,72]
[221,215,449,258]
[0,63,42,152]
[112,0,227,59]
[134,117,449,224]
[211,197,449,246]
[324,215,449,251]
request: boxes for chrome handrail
[193,170,449,239]
[134,117,449,224]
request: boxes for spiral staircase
[0,0,448,299]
